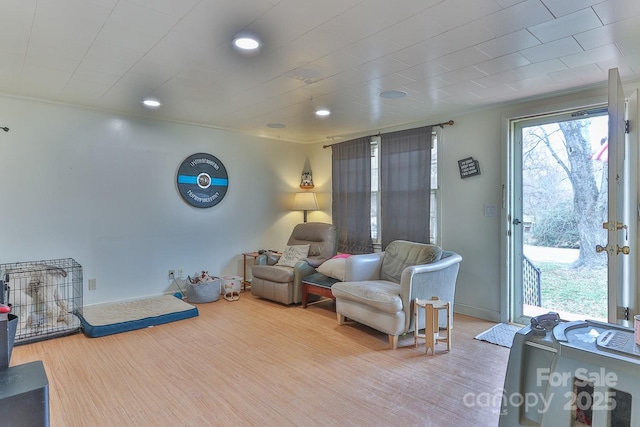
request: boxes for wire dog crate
[1,258,83,344]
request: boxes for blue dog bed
[78,294,199,338]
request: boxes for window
[371,137,380,242]
[430,132,438,244]
[370,132,438,244]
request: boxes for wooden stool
[414,296,450,355]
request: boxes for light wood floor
[11,293,510,426]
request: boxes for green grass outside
[537,262,607,320]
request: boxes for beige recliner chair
[331,240,462,349]
[251,222,337,305]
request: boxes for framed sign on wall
[176,153,229,208]
[458,157,481,179]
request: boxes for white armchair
[331,240,462,349]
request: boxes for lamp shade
[292,192,319,211]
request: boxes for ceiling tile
[495,0,527,7]
[76,54,135,78]
[548,63,605,82]
[376,13,447,48]
[512,58,568,78]
[367,73,416,91]
[439,66,488,85]
[477,0,554,37]
[507,74,559,91]
[540,0,602,18]
[30,0,111,49]
[476,29,541,58]
[403,76,452,94]
[70,69,121,86]
[0,0,36,55]
[528,8,603,43]
[318,11,385,43]
[340,34,404,63]
[597,52,640,72]
[84,0,118,8]
[250,0,360,50]
[19,64,72,98]
[390,41,452,68]
[59,79,112,103]
[126,0,200,18]
[428,22,494,53]
[470,83,518,101]
[439,80,487,97]
[356,57,412,81]
[593,0,640,25]
[309,55,366,88]
[473,70,522,88]
[520,37,583,63]
[397,62,450,81]
[284,28,354,65]
[25,43,84,71]
[422,0,502,31]
[95,1,178,52]
[560,43,621,69]
[435,47,492,72]
[474,53,531,75]
[574,16,640,56]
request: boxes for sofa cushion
[251,265,294,283]
[316,255,350,281]
[331,280,402,314]
[380,241,443,283]
[275,244,310,267]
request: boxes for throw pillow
[316,256,350,281]
[332,253,351,259]
[275,244,310,267]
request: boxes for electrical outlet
[178,268,183,278]
[168,270,175,280]
[88,279,97,290]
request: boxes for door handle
[513,219,522,225]
[596,244,630,255]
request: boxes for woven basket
[185,278,221,303]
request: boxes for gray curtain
[380,126,432,248]
[331,137,374,254]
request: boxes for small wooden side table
[414,296,450,355]
[241,252,261,291]
[241,251,281,291]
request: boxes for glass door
[512,111,609,323]
[508,68,638,324]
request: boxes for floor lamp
[293,192,319,222]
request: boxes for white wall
[0,96,309,305]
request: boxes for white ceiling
[1,0,640,143]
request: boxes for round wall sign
[176,153,229,208]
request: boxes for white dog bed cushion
[78,294,198,338]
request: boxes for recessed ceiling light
[315,109,331,117]
[142,98,161,108]
[234,36,260,50]
[267,123,285,128]
[380,90,407,99]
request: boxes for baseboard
[454,304,501,323]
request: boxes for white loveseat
[331,240,462,349]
